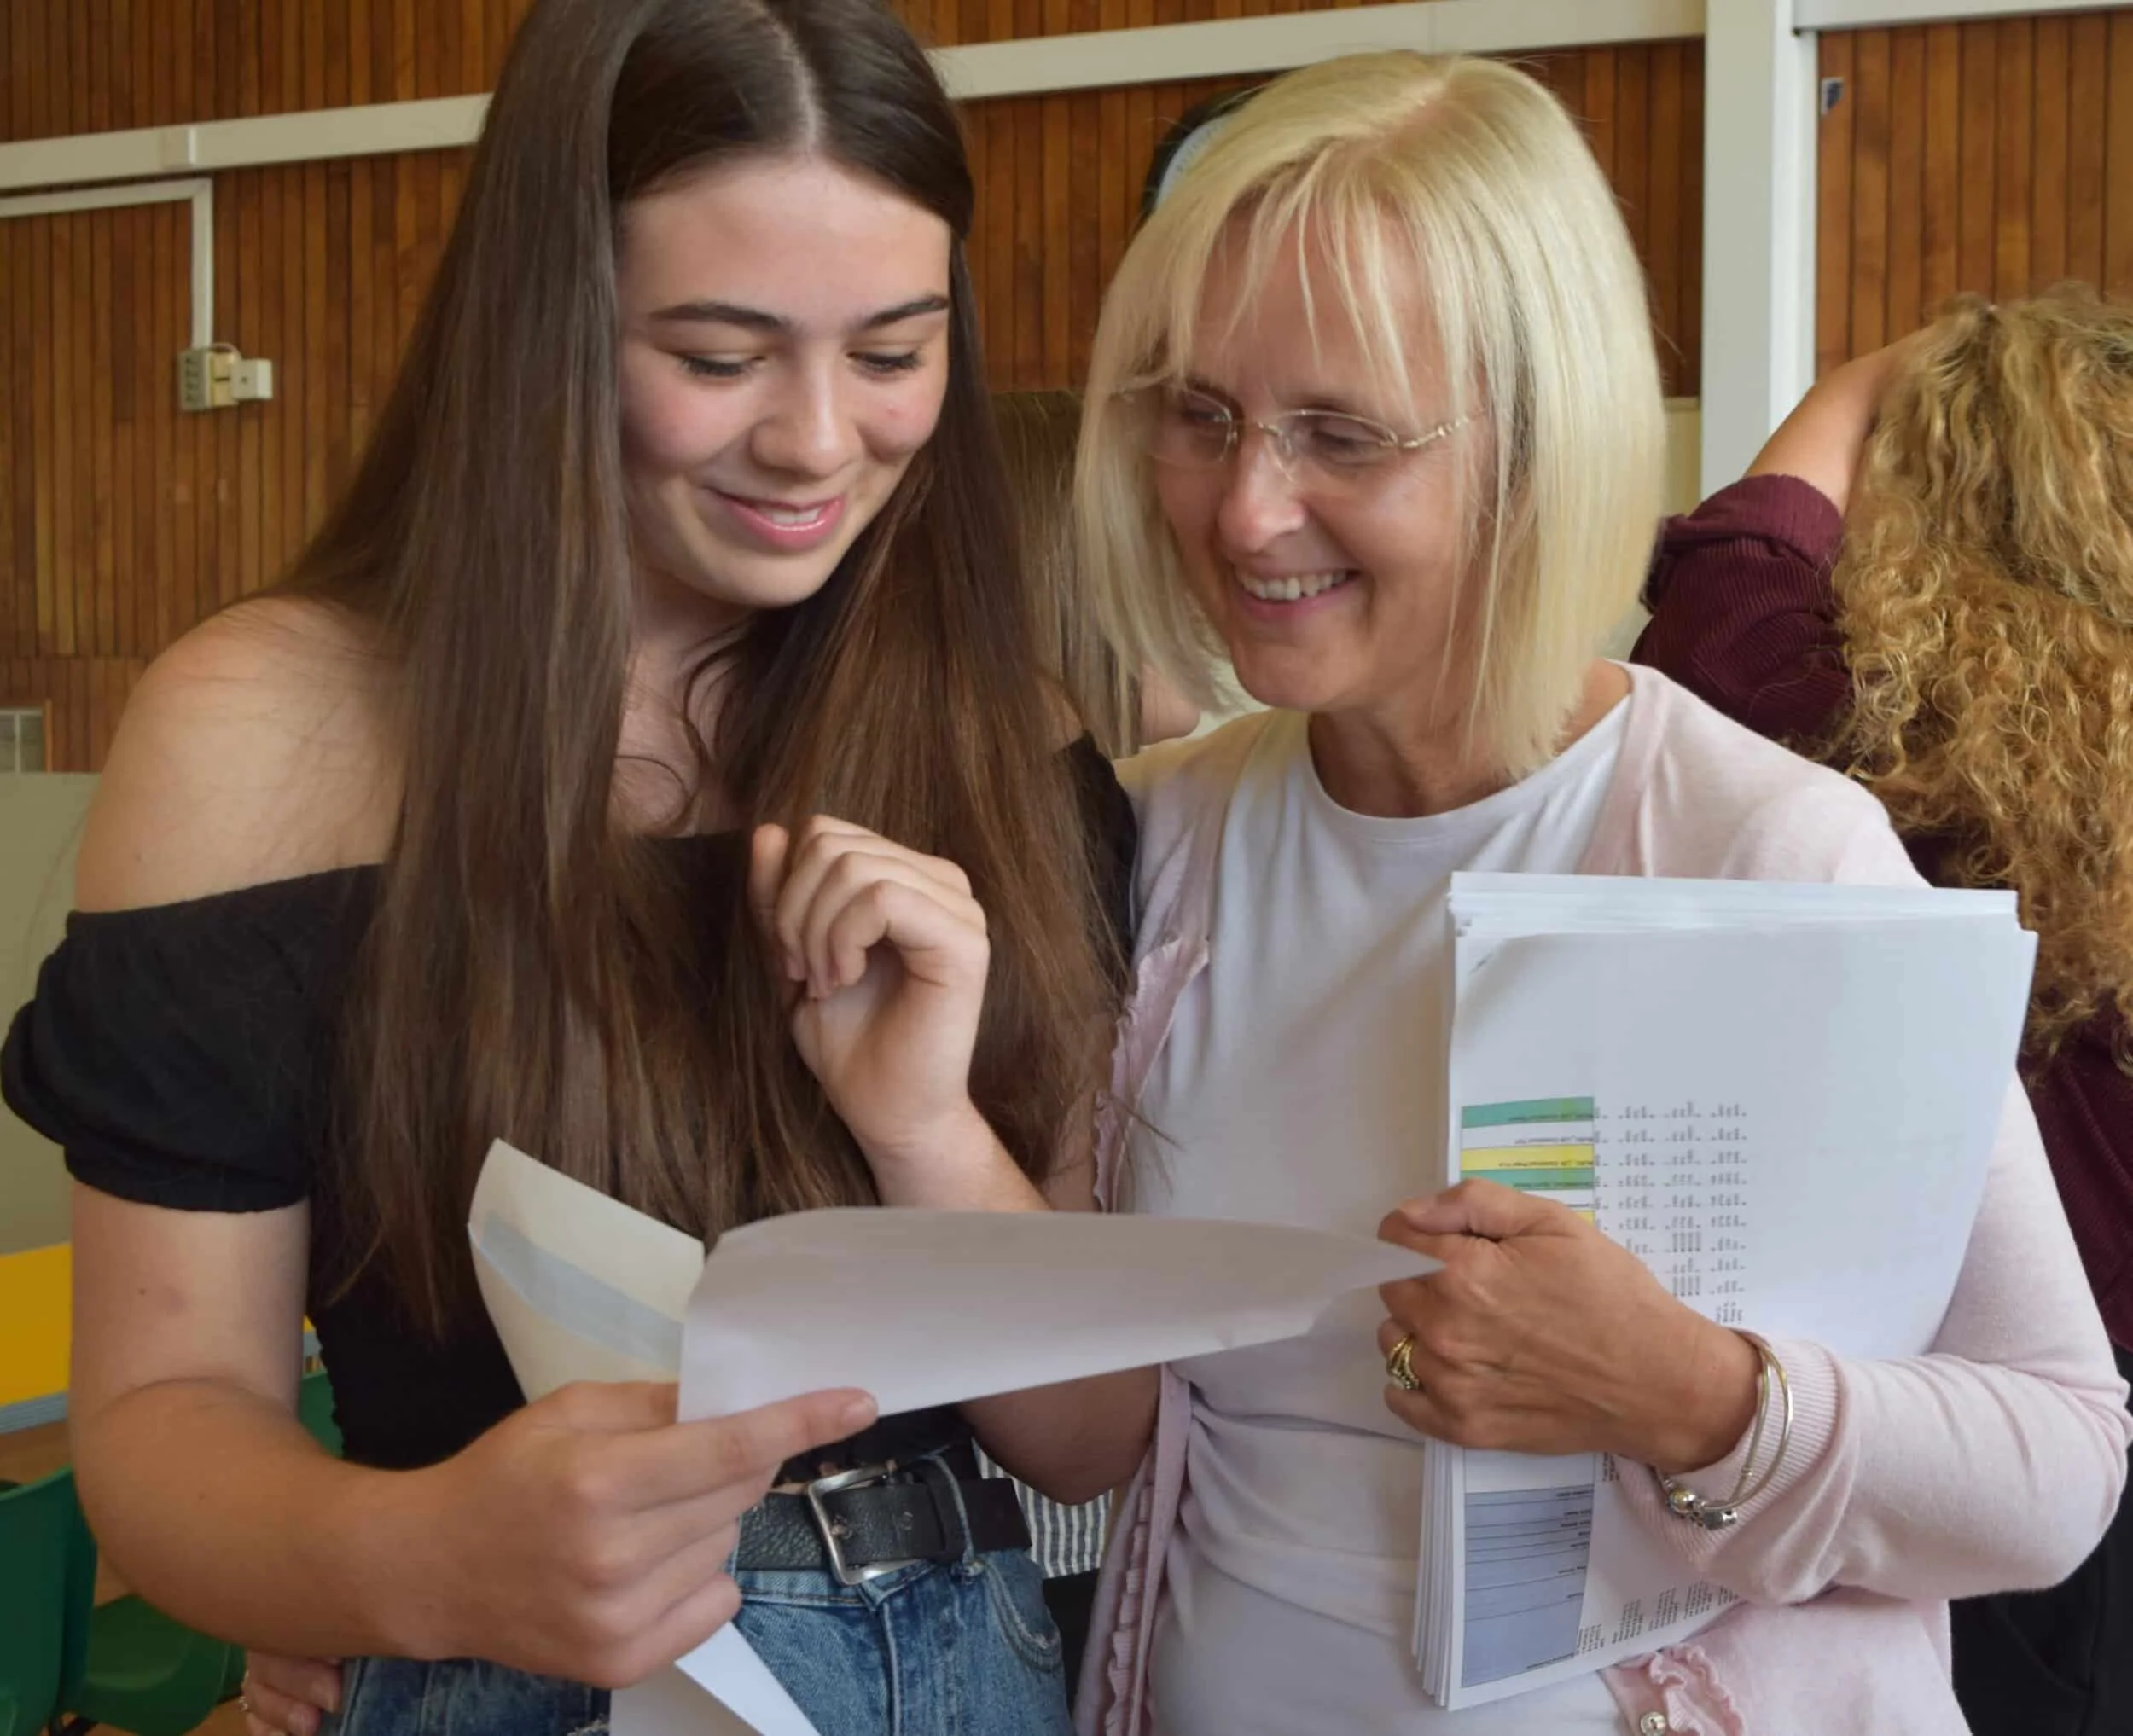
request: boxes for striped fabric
[976,1446,1108,1577]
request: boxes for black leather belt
[738,1444,1031,1584]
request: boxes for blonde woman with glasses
[1071,51,2130,1736]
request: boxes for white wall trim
[0,1,1701,193]
[938,0,1704,100]
[0,177,214,348]
[0,96,489,195]
[1798,0,2120,27]
[1698,0,1818,496]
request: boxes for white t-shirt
[1135,705,1632,1736]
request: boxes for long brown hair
[288,0,1114,1334]
[1834,285,2133,1061]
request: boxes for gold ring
[1386,1332,1421,1391]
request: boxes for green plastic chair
[40,1367,344,1736]
[0,1468,83,1736]
[55,1472,237,1736]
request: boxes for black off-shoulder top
[2,738,1137,1472]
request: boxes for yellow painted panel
[0,1242,70,1408]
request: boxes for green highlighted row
[1461,1097,1595,1129]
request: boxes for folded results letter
[468,1139,1437,1735]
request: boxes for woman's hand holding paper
[1376,1181,1761,1474]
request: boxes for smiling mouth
[1234,568,1357,603]
[724,494,839,528]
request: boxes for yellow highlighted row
[1460,1143,1594,1170]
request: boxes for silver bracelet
[1653,1329,1793,1531]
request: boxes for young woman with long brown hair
[1,1,1154,1731]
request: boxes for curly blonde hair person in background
[1638,282,2133,1736]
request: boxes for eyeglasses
[1128,384,1473,485]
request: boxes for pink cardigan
[1077,666,2133,1736]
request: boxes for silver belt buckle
[806,1464,927,1587]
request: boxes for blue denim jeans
[323,1547,1072,1736]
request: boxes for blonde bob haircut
[1078,52,1665,776]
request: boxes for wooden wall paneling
[1043,88,1073,386]
[1820,9,2133,372]
[349,162,376,466]
[189,0,213,138]
[442,0,468,103]
[1884,26,1923,342]
[1070,82,1103,392]
[118,206,141,651]
[303,156,328,542]
[987,94,1015,381]
[324,160,352,564]
[189,196,216,633]
[486,0,513,87]
[56,0,78,138]
[1816,32,1855,374]
[179,191,204,638]
[79,210,102,649]
[64,211,87,654]
[84,0,110,136]
[236,0,262,116]
[2032,15,2069,289]
[213,0,238,126]
[235,172,263,604]
[1993,19,2032,299]
[416,0,442,104]
[1013,0,1043,385]
[206,173,230,614]
[204,169,229,614]
[259,170,287,595]
[49,212,77,657]
[2109,14,2133,297]
[62,211,84,654]
[1679,41,1704,397]
[286,165,310,589]
[1615,48,1653,341]
[1014,87,1043,385]
[1849,31,1890,358]
[30,0,50,142]
[1919,24,1959,311]
[125,203,151,658]
[145,201,170,650]
[372,158,399,514]
[1956,26,1995,296]
[91,195,116,654]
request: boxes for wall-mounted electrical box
[178,345,275,412]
